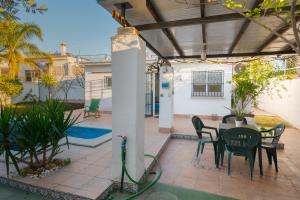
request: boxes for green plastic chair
[84,99,101,118]
[260,123,285,172]
[192,116,219,165]
[223,127,261,179]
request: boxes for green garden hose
[120,136,162,200]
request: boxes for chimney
[60,42,67,56]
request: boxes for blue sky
[18,0,120,56]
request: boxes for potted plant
[233,108,245,127]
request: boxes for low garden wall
[258,78,300,129]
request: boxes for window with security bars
[104,76,112,89]
[192,71,224,97]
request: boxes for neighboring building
[83,60,233,117]
[0,42,85,103]
[84,61,112,112]
[1,42,233,117]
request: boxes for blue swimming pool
[67,126,112,139]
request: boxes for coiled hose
[120,137,162,200]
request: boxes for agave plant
[0,105,20,177]
[43,99,79,163]
[16,100,79,168]
[16,104,51,168]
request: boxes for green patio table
[217,123,264,176]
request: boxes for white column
[111,27,146,183]
[159,65,174,133]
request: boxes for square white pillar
[111,27,146,183]
[159,65,174,133]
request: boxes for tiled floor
[1,111,300,200]
[0,113,170,200]
[159,116,300,200]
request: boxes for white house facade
[83,60,233,117]
[173,63,232,117]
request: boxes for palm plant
[16,105,51,168]
[44,100,79,162]
[0,20,52,78]
[0,105,20,177]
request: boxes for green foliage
[0,20,52,78]
[0,0,47,18]
[224,0,300,53]
[0,75,23,103]
[40,72,58,97]
[225,0,291,17]
[0,105,20,176]
[0,100,79,176]
[232,60,285,112]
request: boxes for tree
[40,72,58,98]
[0,74,23,104]
[0,20,52,78]
[59,78,75,102]
[232,60,286,112]
[221,0,300,54]
[73,65,85,88]
[0,0,47,17]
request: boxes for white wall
[85,63,112,111]
[12,82,39,103]
[258,78,300,129]
[49,81,84,102]
[173,63,232,116]
[12,65,40,103]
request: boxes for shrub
[0,75,23,104]
[0,100,79,176]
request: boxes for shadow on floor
[109,182,235,200]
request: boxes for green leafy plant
[0,105,20,177]
[16,104,51,168]
[39,72,58,98]
[0,0,47,17]
[233,108,246,121]
[0,75,23,104]
[0,20,52,78]
[0,100,79,176]
[232,60,286,111]
[44,99,79,162]
[223,0,300,55]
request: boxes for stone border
[0,176,92,200]
[171,133,198,140]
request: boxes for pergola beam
[135,4,300,31]
[146,0,184,57]
[280,41,297,52]
[200,0,207,52]
[165,50,296,59]
[256,15,300,52]
[256,23,292,52]
[228,0,262,54]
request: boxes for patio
[0,113,170,200]
[1,112,300,199]
[1,0,300,200]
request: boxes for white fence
[258,78,300,129]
